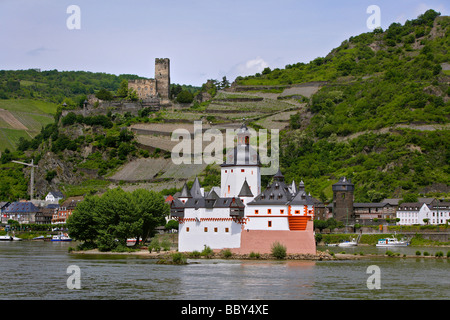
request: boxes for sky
[0,0,448,86]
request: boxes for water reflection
[0,242,449,300]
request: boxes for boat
[0,234,22,241]
[51,233,72,242]
[126,238,142,245]
[376,237,409,247]
[0,235,13,241]
[338,238,358,247]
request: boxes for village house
[396,200,449,226]
[2,201,39,224]
[45,191,64,203]
[0,201,11,224]
[35,204,59,224]
[52,196,83,224]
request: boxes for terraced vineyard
[0,99,57,151]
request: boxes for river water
[0,241,448,300]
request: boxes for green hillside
[0,9,448,203]
[234,10,450,201]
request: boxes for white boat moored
[376,237,409,247]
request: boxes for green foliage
[201,245,214,258]
[435,251,444,257]
[271,241,287,259]
[67,188,169,251]
[171,252,188,264]
[117,80,129,98]
[221,249,232,259]
[176,90,194,103]
[95,88,114,101]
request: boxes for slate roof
[247,170,293,206]
[4,201,38,213]
[179,182,192,198]
[289,191,316,206]
[190,177,203,199]
[238,179,253,197]
[353,202,389,208]
[48,191,64,198]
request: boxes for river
[0,241,448,300]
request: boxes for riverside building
[170,123,316,254]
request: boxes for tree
[117,80,129,98]
[95,88,113,101]
[66,188,169,251]
[66,195,100,245]
[220,76,230,89]
[131,189,169,244]
[176,90,194,103]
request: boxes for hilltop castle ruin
[128,58,170,103]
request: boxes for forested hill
[237,10,450,202]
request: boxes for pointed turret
[289,180,297,194]
[190,177,203,198]
[273,168,284,181]
[298,180,305,192]
[238,179,254,198]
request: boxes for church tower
[220,123,261,201]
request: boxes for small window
[280,209,284,214]
[186,227,190,232]
[225,228,229,233]
[228,185,231,193]
[214,227,218,233]
[204,227,208,232]
[225,170,227,173]
[295,210,300,214]
[268,209,272,214]
[231,169,233,173]
[255,210,259,214]
[241,169,245,172]
[268,221,272,227]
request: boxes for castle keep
[128,58,170,101]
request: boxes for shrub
[271,242,287,259]
[423,251,430,256]
[386,250,394,257]
[221,249,232,259]
[201,245,214,258]
[447,251,450,258]
[148,238,160,253]
[160,237,172,251]
[435,251,443,258]
[171,253,187,265]
[416,250,421,256]
[189,250,201,258]
[249,252,261,259]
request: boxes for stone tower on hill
[155,58,170,100]
[128,58,170,102]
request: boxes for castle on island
[170,123,316,254]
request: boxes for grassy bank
[317,233,450,246]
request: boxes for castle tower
[220,123,261,201]
[332,177,355,224]
[155,58,170,100]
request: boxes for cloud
[243,57,269,74]
[26,46,50,56]
[414,3,447,16]
[225,57,269,81]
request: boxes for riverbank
[69,247,449,261]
